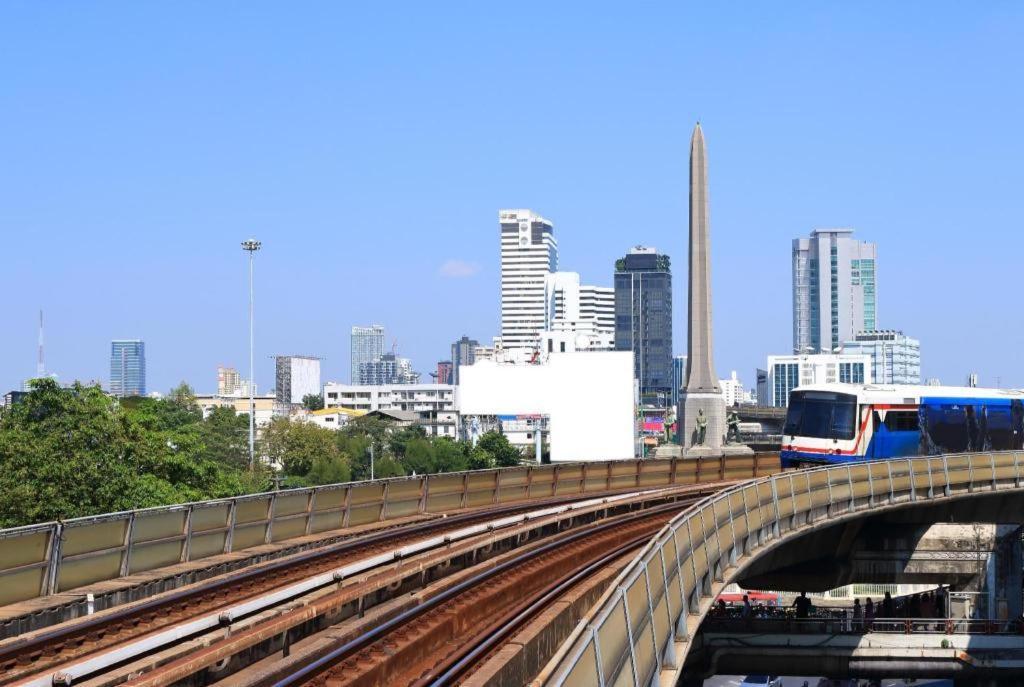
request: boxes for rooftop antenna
[37,309,45,378]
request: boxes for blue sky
[2,2,1022,394]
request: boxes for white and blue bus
[780,384,1024,468]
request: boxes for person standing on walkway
[793,591,811,619]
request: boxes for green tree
[432,437,469,473]
[302,394,324,411]
[477,431,521,467]
[261,417,349,479]
[467,444,494,470]
[198,405,250,468]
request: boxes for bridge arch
[540,452,1024,686]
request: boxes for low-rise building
[193,393,287,428]
[765,352,873,407]
[323,382,457,437]
[298,406,366,431]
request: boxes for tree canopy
[0,380,529,527]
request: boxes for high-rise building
[500,209,557,352]
[580,285,615,335]
[357,353,419,385]
[110,339,146,397]
[543,272,614,352]
[719,371,749,407]
[755,368,769,406]
[614,246,673,405]
[435,361,454,385]
[274,356,321,404]
[351,325,385,384]
[670,355,688,407]
[841,330,921,385]
[765,352,872,407]
[793,229,877,354]
[218,366,241,396]
[451,335,479,384]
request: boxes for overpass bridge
[0,452,1023,686]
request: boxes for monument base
[678,390,726,451]
[682,443,755,459]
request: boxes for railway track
[0,489,659,686]
[2,483,730,687]
[230,501,693,687]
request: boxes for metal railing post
[181,505,194,563]
[265,494,277,544]
[304,490,317,536]
[44,522,64,596]
[224,500,238,553]
[119,512,136,577]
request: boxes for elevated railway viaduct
[1,452,1023,686]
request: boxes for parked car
[739,677,782,687]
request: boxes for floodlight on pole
[242,239,261,470]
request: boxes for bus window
[786,390,857,440]
[831,401,857,439]
[986,406,1013,450]
[784,397,804,436]
[923,404,968,453]
[884,412,919,432]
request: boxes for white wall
[289,357,321,404]
[457,351,634,462]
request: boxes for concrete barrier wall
[0,454,779,606]
[543,452,1024,687]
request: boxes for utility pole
[242,239,261,470]
[369,442,375,481]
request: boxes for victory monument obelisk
[678,123,728,455]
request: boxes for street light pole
[242,239,261,470]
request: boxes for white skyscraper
[500,209,557,352]
[793,229,877,354]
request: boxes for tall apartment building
[793,229,877,354]
[350,325,385,384]
[451,335,479,384]
[614,247,673,405]
[110,339,146,397]
[841,330,921,385]
[765,352,872,407]
[357,353,419,385]
[435,361,454,385]
[275,355,321,404]
[217,366,241,396]
[499,209,557,352]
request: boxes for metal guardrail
[0,454,779,607]
[701,617,1023,635]
[544,451,1024,687]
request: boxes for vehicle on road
[739,676,782,687]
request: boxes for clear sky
[2,2,1023,394]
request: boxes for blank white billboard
[457,352,634,462]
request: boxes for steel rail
[0,489,652,677]
[268,500,695,687]
[418,537,648,686]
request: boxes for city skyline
[3,4,1023,394]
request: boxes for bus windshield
[784,390,858,440]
